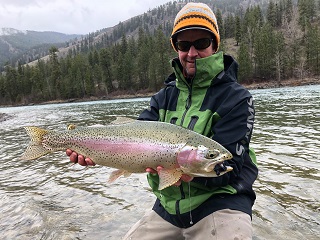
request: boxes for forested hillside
[0,0,319,106]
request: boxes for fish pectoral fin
[158,168,182,190]
[108,169,132,183]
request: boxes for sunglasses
[175,38,213,52]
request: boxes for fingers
[77,155,95,166]
[173,175,193,186]
[84,157,96,166]
[66,149,95,166]
[180,174,193,183]
[145,167,157,174]
[69,151,79,163]
[145,166,163,174]
[66,149,73,156]
[173,179,182,186]
[76,154,95,166]
[77,154,86,165]
[156,166,164,172]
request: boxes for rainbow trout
[21,120,233,190]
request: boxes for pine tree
[282,5,303,79]
[267,1,277,27]
[253,23,276,79]
[216,9,224,40]
[154,25,171,91]
[298,0,316,31]
[99,48,113,93]
[48,46,61,99]
[242,6,263,60]
[285,0,294,22]
[238,41,253,82]
[305,25,320,75]
[137,27,151,89]
[225,13,235,38]
[274,32,285,85]
[235,16,241,46]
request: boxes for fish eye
[206,150,219,159]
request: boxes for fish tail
[21,127,51,160]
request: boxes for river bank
[241,77,320,90]
[0,77,319,120]
[69,77,320,104]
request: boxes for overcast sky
[0,0,171,34]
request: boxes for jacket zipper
[180,84,192,126]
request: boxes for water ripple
[0,86,319,239]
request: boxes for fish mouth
[203,160,233,176]
[204,159,226,172]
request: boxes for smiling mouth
[187,61,195,66]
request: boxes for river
[0,85,319,240]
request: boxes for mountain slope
[0,28,81,66]
[0,0,295,69]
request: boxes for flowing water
[0,85,319,240]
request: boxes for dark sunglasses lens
[176,41,191,51]
[176,38,211,51]
[194,38,211,49]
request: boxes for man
[68,3,258,239]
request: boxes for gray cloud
[0,0,170,34]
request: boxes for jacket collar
[171,51,225,90]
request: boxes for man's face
[176,29,215,78]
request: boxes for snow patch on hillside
[0,28,27,36]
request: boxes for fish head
[177,145,233,177]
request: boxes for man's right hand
[66,149,95,166]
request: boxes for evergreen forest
[0,0,319,106]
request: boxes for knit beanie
[170,2,220,52]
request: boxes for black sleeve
[138,93,161,121]
[194,94,255,187]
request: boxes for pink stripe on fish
[71,139,173,154]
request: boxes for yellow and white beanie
[170,2,220,52]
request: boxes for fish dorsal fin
[67,124,77,130]
[67,123,105,130]
[158,168,182,190]
[111,116,135,125]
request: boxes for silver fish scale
[43,122,187,172]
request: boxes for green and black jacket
[138,52,258,228]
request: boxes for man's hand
[146,166,193,186]
[66,149,95,166]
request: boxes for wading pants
[123,208,252,240]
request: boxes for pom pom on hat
[170,2,220,52]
